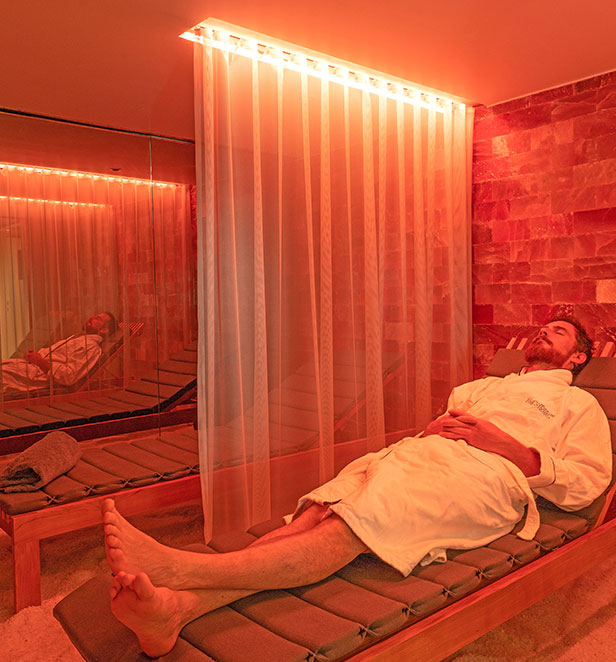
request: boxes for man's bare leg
[247,501,329,545]
[102,499,327,582]
[108,514,328,660]
[106,499,365,657]
[103,498,365,591]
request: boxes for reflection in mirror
[0,161,196,412]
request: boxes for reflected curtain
[193,35,474,539]
[0,163,195,403]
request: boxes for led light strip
[0,163,180,188]
[0,195,109,209]
[181,21,465,114]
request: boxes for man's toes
[108,547,126,566]
[103,508,120,524]
[101,498,116,514]
[105,534,122,549]
[133,573,156,600]
[118,571,136,589]
[104,523,120,536]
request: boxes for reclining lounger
[0,340,197,454]
[1,321,145,402]
[51,347,616,661]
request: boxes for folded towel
[0,431,81,492]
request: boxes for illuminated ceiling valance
[181,19,465,114]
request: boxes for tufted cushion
[0,429,199,515]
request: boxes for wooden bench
[0,428,201,612]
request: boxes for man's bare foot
[110,571,184,658]
[102,498,183,587]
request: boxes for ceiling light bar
[0,195,109,209]
[181,20,465,114]
[0,163,181,188]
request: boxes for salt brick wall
[472,70,616,378]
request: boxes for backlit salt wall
[472,70,616,377]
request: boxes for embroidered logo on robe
[525,397,555,419]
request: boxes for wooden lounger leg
[13,537,41,611]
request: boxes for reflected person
[1,312,118,394]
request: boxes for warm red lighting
[181,20,464,113]
[0,162,181,188]
[0,195,109,209]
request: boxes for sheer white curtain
[192,27,474,539]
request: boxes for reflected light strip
[0,195,109,209]
[181,23,464,114]
[0,163,180,188]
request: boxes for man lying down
[102,316,612,657]
[1,312,117,395]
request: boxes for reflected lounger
[1,321,145,402]
[0,339,197,452]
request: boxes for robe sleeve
[49,337,102,386]
[527,389,612,511]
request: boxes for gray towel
[0,431,81,492]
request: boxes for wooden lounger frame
[347,517,616,661]
[1,475,202,611]
[0,405,197,457]
[46,436,616,662]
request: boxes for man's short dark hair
[548,316,593,375]
[102,312,119,336]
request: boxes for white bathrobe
[294,369,612,576]
[1,334,103,393]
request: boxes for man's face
[85,313,111,335]
[525,321,582,370]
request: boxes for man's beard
[525,337,570,368]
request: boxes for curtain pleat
[362,90,386,452]
[250,54,272,525]
[412,103,431,430]
[344,86,361,443]
[301,69,324,480]
[319,74,335,483]
[396,99,410,424]
[195,39,216,540]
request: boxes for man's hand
[426,409,541,478]
[25,350,50,374]
[421,414,455,438]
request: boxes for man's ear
[100,327,110,335]
[568,351,587,368]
